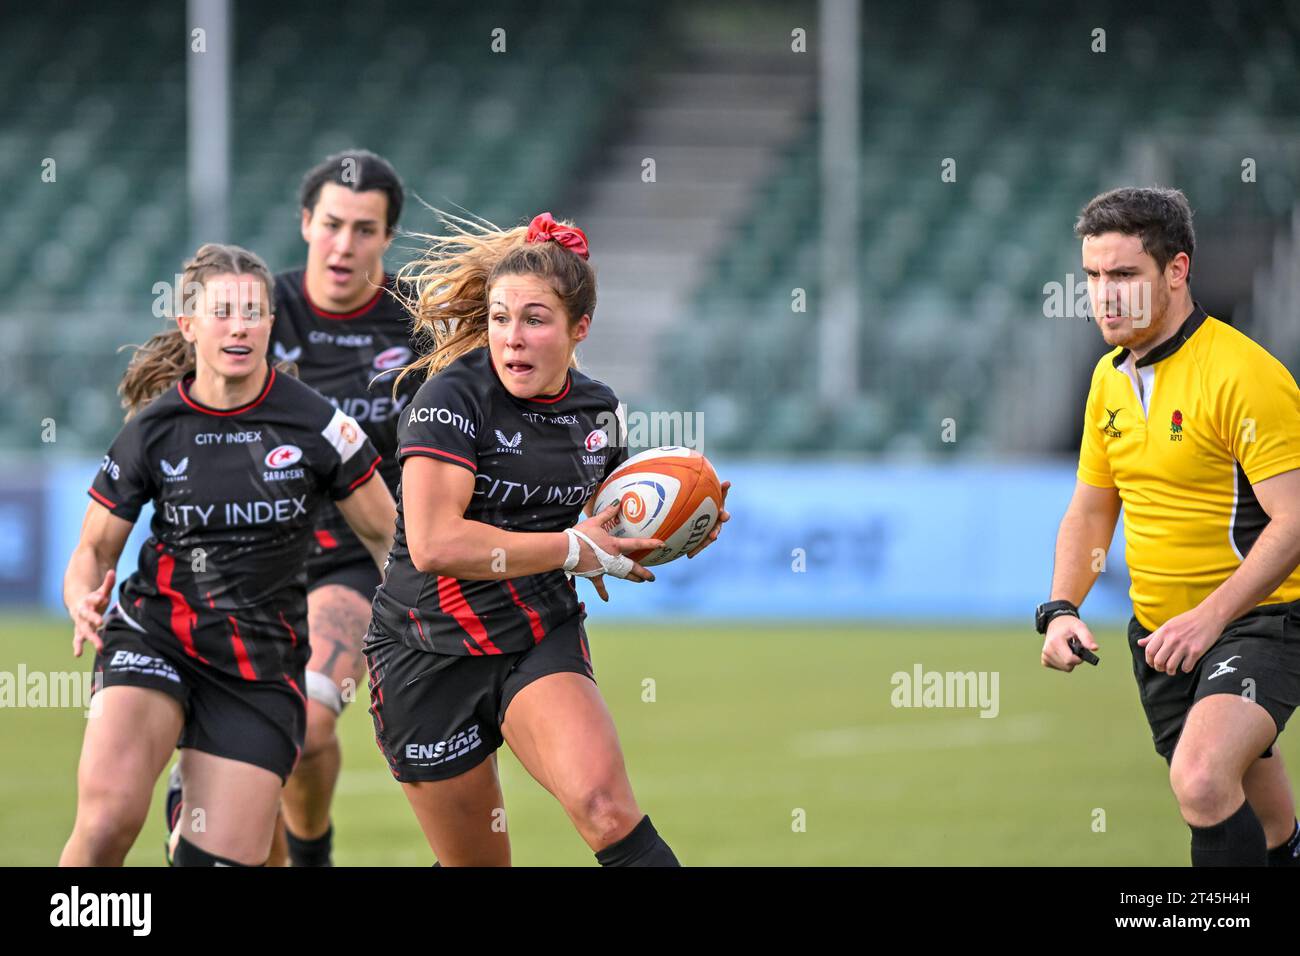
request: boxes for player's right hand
[1041,613,1099,672]
[572,501,663,583]
[71,569,115,658]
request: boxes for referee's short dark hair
[299,149,404,235]
[1074,186,1195,274]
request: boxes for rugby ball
[591,446,723,566]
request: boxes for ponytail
[118,327,195,420]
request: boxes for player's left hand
[1137,606,1225,675]
[686,481,730,559]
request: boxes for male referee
[1038,187,1300,866]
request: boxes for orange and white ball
[592,446,723,566]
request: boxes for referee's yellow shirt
[1078,303,1300,629]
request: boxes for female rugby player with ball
[367,212,729,866]
[60,243,395,866]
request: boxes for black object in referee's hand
[1068,636,1099,666]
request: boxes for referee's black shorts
[1128,601,1300,763]
[363,611,595,783]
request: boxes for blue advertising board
[32,459,1133,623]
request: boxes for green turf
[2,612,1293,865]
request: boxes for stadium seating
[661,0,1300,454]
[3,0,1298,457]
[0,0,660,453]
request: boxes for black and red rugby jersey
[270,269,416,565]
[89,363,382,680]
[371,347,628,655]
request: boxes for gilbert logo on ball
[265,444,303,469]
[593,446,723,566]
[620,485,660,523]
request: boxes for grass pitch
[3,612,1290,865]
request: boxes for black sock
[285,824,334,867]
[1267,819,1300,867]
[173,834,261,867]
[1189,800,1267,867]
[595,815,680,867]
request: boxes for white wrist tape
[562,527,583,572]
[563,527,635,579]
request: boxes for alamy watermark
[0,666,102,716]
[50,886,151,936]
[890,664,1000,718]
[594,402,704,452]
[1042,273,1152,327]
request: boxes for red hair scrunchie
[525,212,590,260]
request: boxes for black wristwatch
[1035,599,1080,634]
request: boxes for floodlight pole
[817,0,861,405]
[187,0,232,247]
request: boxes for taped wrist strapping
[563,527,634,579]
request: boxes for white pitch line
[793,713,1055,757]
